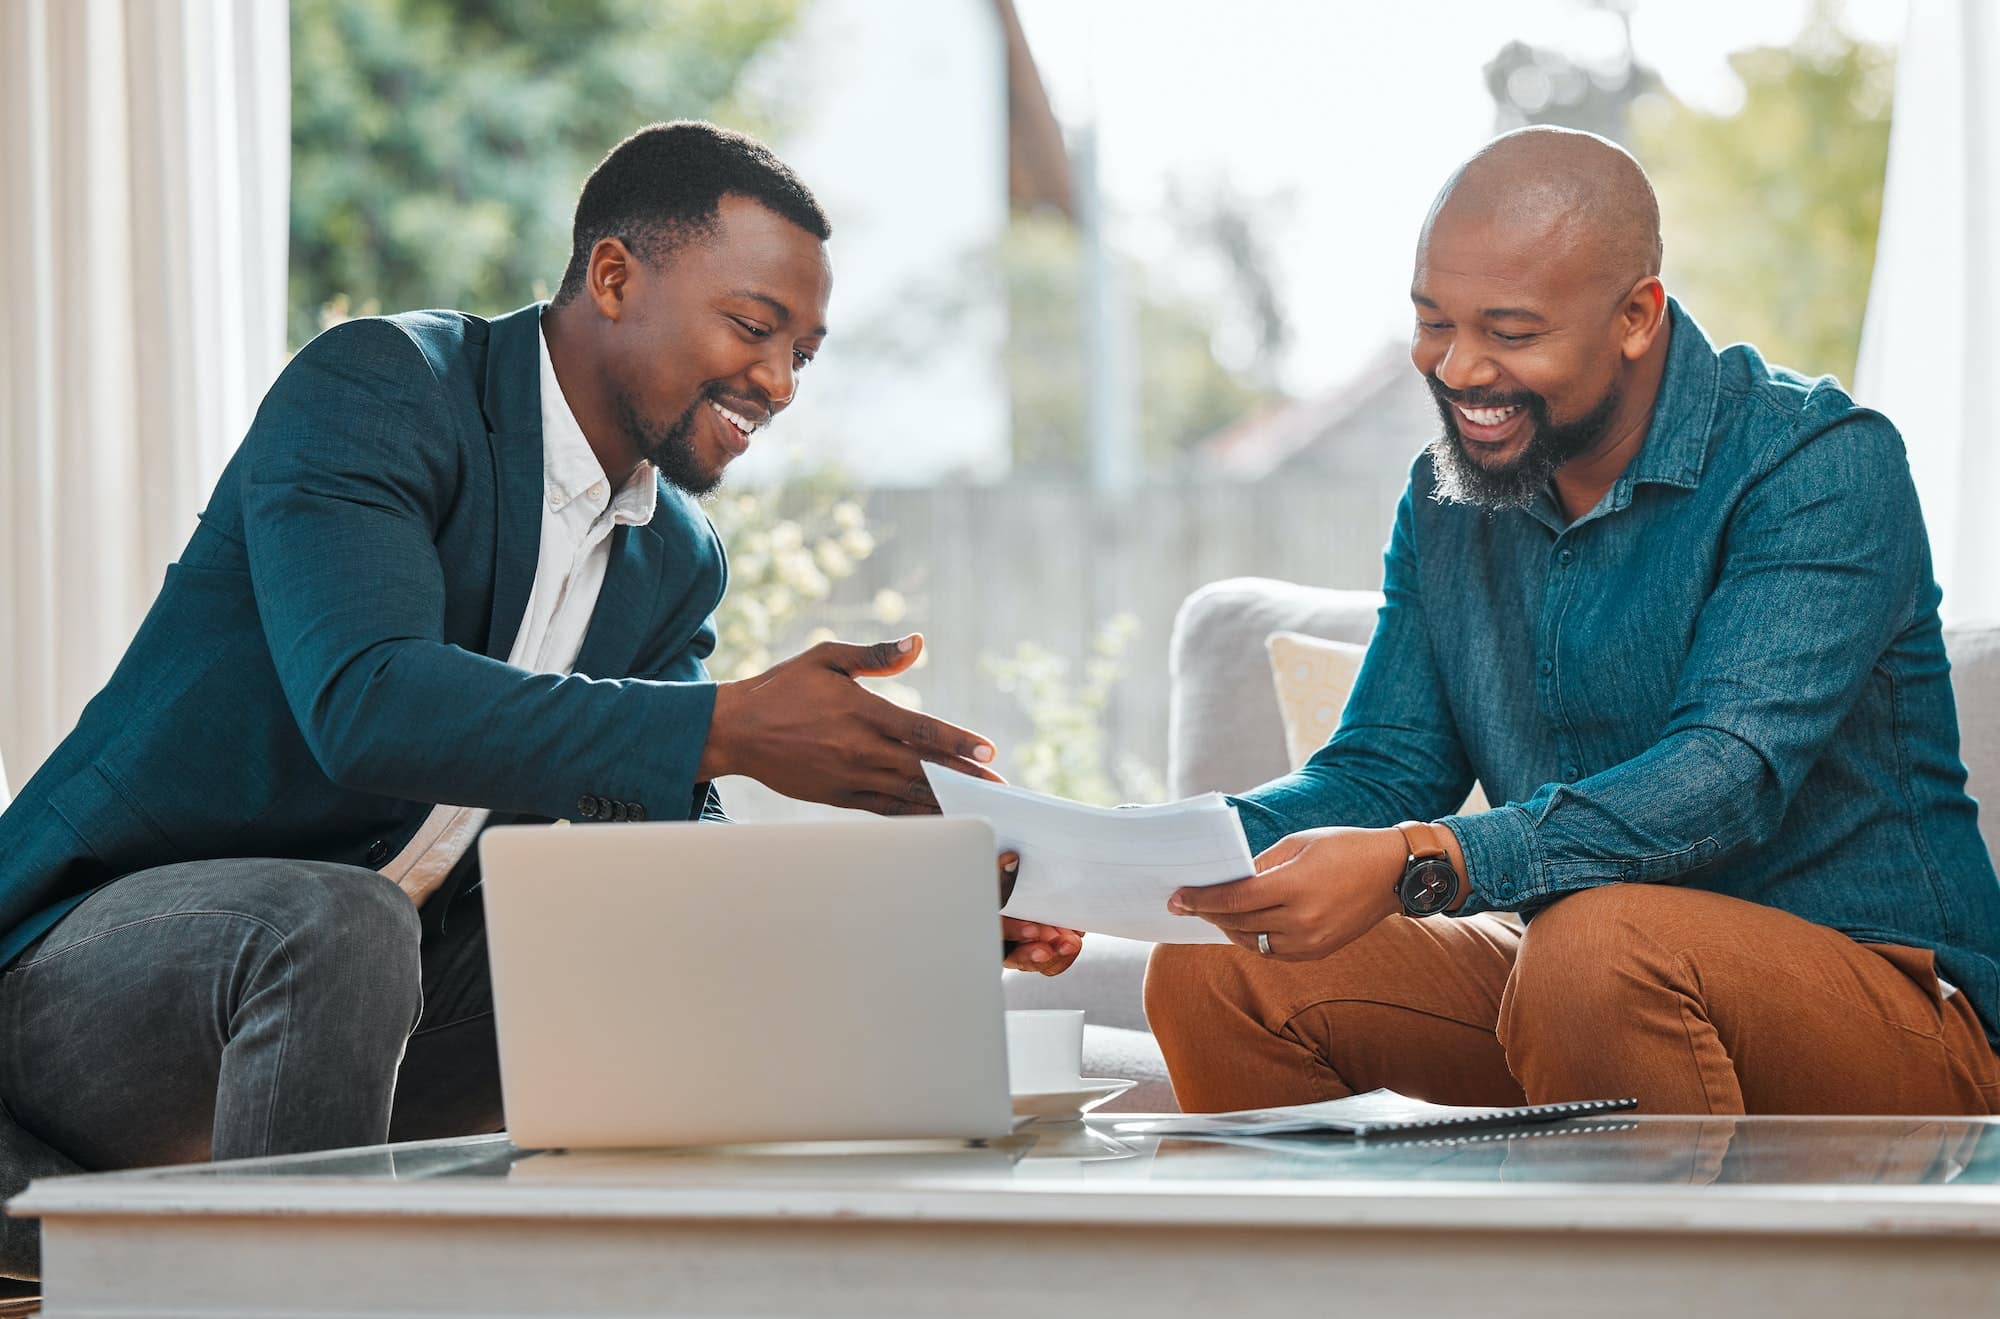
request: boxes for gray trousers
[0,859,504,1278]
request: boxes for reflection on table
[73,1115,2000,1194]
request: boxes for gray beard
[1425,429,1571,511]
[1423,383,1621,511]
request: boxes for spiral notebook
[1114,1089,1638,1142]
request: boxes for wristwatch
[1393,820,1461,917]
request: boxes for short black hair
[553,121,830,306]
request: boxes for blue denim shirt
[1232,300,2000,1047]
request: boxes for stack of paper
[922,765,1252,943]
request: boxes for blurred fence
[731,474,1403,806]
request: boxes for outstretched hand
[699,634,1002,814]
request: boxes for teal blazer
[0,303,728,964]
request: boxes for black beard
[1424,377,1620,511]
[614,388,723,499]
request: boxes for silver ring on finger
[1256,931,1273,956]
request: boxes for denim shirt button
[1558,549,1575,566]
[1563,765,1581,782]
[1537,659,1554,676]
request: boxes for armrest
[1167,577,1384,798]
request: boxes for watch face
[1400,857,1459,916]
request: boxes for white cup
[1005,1009,1085,1094]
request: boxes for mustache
[1425,376,1541,412]
[704,382,772,417]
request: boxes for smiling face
[1406,129,1670,512]
[588,194,832,496]
[1410,207,1635,508]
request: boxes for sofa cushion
[1080,1024,1175,1113]
[1169,579,1385,798]
[1265,630,1367,770]
[1945,624,2000,865]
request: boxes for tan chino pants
[1145,884,2000,1115]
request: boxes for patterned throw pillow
[1264,631,1366,771]
[1265,630,1489,814]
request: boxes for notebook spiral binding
[1355,1096,1640,1141]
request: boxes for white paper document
[922,765,1253,943]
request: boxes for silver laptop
[477,816,1013,1148]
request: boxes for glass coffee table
[13,1115,2000,1317]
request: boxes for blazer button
[610,801,629,822]
[629,803,646,823]
[366,839,390,866]
[576,795,598,819]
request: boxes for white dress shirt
[380,319,657,906]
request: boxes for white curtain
[1856,0,2000,626]
[0,0,290,789]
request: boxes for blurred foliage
[288,0,801,347]
[1628,6,1892,385]
[703,478,913,700]
[1166,180,1292,393]
[1003,211,1280,472]
[983,613,1163,806]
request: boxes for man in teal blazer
[0,122,1078,1277]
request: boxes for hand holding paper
[922,765,1253,943]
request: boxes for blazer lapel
[573,519,666,678]
[481,304,548,660]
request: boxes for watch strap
[1394,819,1452,863]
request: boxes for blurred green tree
[1627,8,1893,385]
[288,0,801,347]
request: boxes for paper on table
[923,764,1252,943]
[1111,1089,1641,1140]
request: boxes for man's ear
[1618,276,1667,362]
[588,237,636,321]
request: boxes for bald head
[1423,127,1661,294]
[1408,128,1675,512]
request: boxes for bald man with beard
[1145,127,2000,1117]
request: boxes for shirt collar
[537,319,658,526]
[1522,297,1720,533]
[1619,296,1720,493]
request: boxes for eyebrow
[1409,293,1547,324]
[729,289,828,338]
